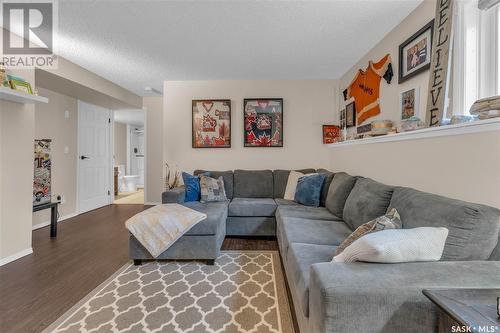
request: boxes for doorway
[113,109,145,204]
[77,100,112,213]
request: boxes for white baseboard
[32,212,78,230]
[144,202,160,206]
[0,247,33,266]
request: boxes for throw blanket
[125,204,207,258]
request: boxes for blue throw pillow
[294,173,327,207]
[182,172,202,202]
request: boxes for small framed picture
[400,87,420,120]
[339,109,346,128]
[244,98,283,147]
[322,125,341,144]
[346,101,356,128]
[399,20,434,83]
[9,79,33,94]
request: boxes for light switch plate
[64,146,69,154]
[64,110,70,119]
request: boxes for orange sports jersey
[347,54,391,125]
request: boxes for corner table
[33,201,60,237]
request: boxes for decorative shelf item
[0,86,48,104]
[328,117,500,148]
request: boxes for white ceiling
[114,109,145,126]
[55,0,422,96]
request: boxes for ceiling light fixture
[144,86,162,95]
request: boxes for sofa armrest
[309,261,500,333]
[162,187,186,204]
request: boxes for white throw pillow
[332,227,448,263]
[283,171,304,200]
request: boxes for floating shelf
[0,86,48,104]
[328,117,500,148]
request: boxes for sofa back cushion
[325,172,357,218]
[234,169,274,198]
[194,170,234,199]
[317,168,335,207]
[343,177,394,230]
[273,169,315,198]
[389,187,500,261]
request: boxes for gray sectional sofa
[129,169,500,333]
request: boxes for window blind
[478,0,500,10]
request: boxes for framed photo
[9,79,33,94]
[322,125,341,144]
[345,101,356,128]
[33,139,51,206]
[192,99,231,148]
[339,109,346,128]
[399,20,434,83]
[244,98,283,147]
[400,87,420,120]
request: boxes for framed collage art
[243,98,283,147]
[192,99,231,148]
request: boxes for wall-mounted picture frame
[400,87,420,120]
[33,139,51,206]
[192,99,231,148]
[9,79,33,94]
[345,101,356,128]
[322,125,341,144]
[399,20,434,83]
[339,109,346,128]
[244,98,283,147]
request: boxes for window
[452,0,499,116]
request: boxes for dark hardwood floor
[0,204,280,333]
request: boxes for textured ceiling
[55,0,422,96]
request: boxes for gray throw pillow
[200,176,227,203]
[325,172,357,218]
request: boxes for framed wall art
[33,139,51,206]
[399,20,434,83]
[345,101,356,128]
[244,98,283,147]
[322,125,341,144]
[400,87,420,120]
[192,99,231,148]
[339,109,346,128]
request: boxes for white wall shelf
[328,117,500,148]
[0,86,48,104]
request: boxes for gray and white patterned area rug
[43,251,295,333]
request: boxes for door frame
[111,107,148,203]
[76,100,113,214]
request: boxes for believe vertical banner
[426,0,454,127]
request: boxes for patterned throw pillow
[334,208,402,256]
[200,176,227,203]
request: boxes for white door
[77,100,111,213]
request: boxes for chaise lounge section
[129,169,500,333]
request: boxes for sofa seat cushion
[389,187,500,261]
[274,198,300,206]
[286,243,337,318]
[277,205,343,221]
[277,216,351,260]
[181,201,228,235]
[343,177,394,230]
[228,198,277,217]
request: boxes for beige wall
[339,0,435,129]
[163,80,339,174]
[0,70,36,262]
[332,0,500,208]
[114,122,127,171]
[144,97,164,204]
[32,88,78,227]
